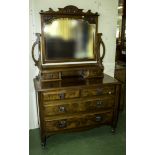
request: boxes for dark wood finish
[32,6,121,147]
[43,96,115,116]
[43,89,80,101]
[34,74,121,146]
[45,111,113,132]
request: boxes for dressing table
[32,5,121,147]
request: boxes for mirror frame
[40,5,99,64]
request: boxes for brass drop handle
[59,106,66,112]
[57,120,67,128]
[31,33,41,66]
[95,115,102,122]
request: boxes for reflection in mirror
[115,0,126,63]
[43,18,96,60]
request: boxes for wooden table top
[34,74,120,92]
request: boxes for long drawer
[43,89,80,101]
[43,96,115,116]
[45,111,113,132]
[42,85,115,101]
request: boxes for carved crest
[40,5,99,24]
[58,5,83,14]
[40,5,99,16]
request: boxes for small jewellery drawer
[89,69,103,77]
[43,96,115,116]
[42,72,60,80]
[43,89,80,101]
[81,85,115,97]
[45,112,113,132]
[82,69,103,78]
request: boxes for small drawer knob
[108,91,112,94]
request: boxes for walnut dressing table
[32,5,121,147]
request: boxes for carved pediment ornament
[41,6,98,24]
[40,5,99,16]
[58,5,83,14]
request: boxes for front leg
[41,136,46,148]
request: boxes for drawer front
[88,69,103,77]
[45,112,113,132]
[81,85,115,97]
[43,89,80,101]
[42,72,60,80]
[86,78,103,85]
[42,81,61,88]
[82,69,103,78]
[44,96,115,116]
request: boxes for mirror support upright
[96,33,105,70]
[31,33,41,67]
